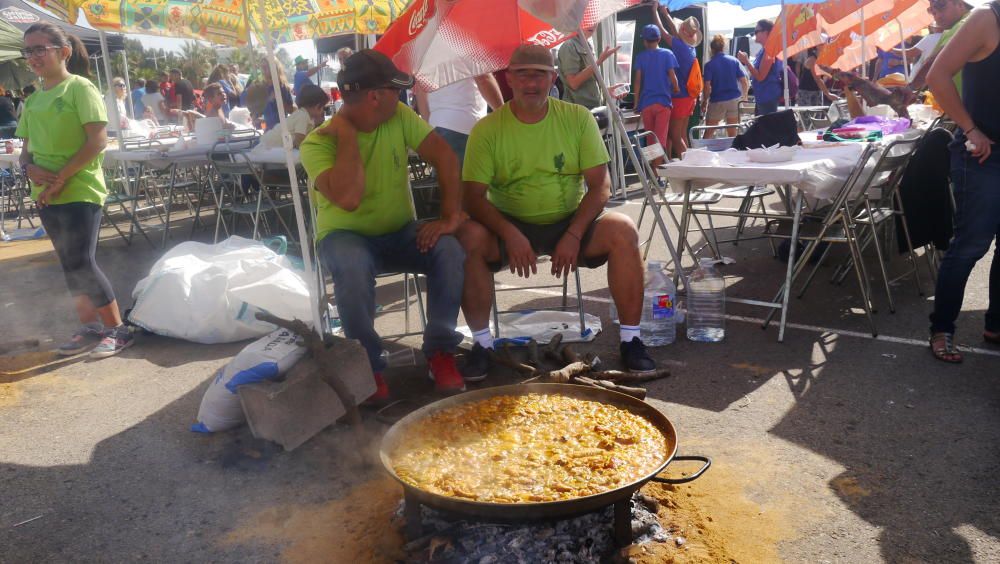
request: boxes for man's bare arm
[566,164,611,240]
[416,131,463,221]
[313,117,365,211]
[474,74,504,110]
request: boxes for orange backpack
[686,59,703,100]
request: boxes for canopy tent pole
[860,6,866,79]
[576,26,687,289]
[781,0,790,106]
[120,49,133,119]
[256,0,323,334]
[897,19,910,78]
[98,30,123,147]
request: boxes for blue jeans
[929,144,1000,334]
[318,221,466,372]
[433,127,469,168]
[755,99,779,116]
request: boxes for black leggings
[39,202,116,308]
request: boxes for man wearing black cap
[299,50,468,403]
[457,45,657,379]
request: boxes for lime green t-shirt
[463,98,610,225]
[15,74,108,206]
[300,102,432,240]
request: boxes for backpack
[778,60,799,105]
[686,59,703,101]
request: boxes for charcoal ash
[400,493,669,563]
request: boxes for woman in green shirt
[16,23,133,358]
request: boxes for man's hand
[26,164,58,186]
[550,232,580,279]
[316,114,356,141]
[415,212,467,253]
[597,46,620,65]
[503,228,537,278]
[37,179,64,207]
[965,128,994,164]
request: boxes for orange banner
[764,0,910,59]
[817,0,932,69]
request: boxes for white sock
[620,325,640,343]
[473,327,494,350]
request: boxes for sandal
[929,333,963,364]
[984,331,1000,346]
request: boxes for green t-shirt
[463,98,610,225]
[936,13,970,92]
[15,74,108,205]
[300,102,432,240]
[558,36,603,109]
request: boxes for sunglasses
[754,29,767,34]
[20,45,60,58]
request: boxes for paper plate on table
[746,145,799,163]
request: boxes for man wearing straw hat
[457,45,657,379]
[649,2,702,158]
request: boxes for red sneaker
[361,372,390,407]
[427,352,466,395]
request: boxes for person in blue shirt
[737,19,784,116]
[130,78,145,120]
[634,24,679,166]
[702,35,748,138]
[876,45,906,78]
[292,55,323,96]
[650,3,702,158]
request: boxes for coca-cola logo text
[528,29,565,47]
[408,0,435,36]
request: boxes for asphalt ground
[1,191,997,563]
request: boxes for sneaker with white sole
[58,324,104,356]
[89,325,135,359]
[460,343,491,383]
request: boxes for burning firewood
[489,338,669,399]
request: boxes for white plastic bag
[130,236,313,344]
[192,328,307,433]
[459,310,602,345]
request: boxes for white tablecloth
[660,130,921,200]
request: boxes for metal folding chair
[633,130,722,264]
[491,264,586,339]
[689,124,776,249]
[761,144,884,335]
[209,141,296,243]
[815,138,923,310]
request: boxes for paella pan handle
[651,455,712,485]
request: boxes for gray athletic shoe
[89,325,135,359]
[58,324,104,356]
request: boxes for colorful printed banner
[29,0,412,46]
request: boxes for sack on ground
[129,236,312,344]
[192,328,307,433]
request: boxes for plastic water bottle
[686,258,726,342]
[640,261,677,346]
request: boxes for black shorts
[491,212,607,272]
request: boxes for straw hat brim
[674,17,703,47]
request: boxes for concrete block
[239,360,341,451]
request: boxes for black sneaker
[461,343,492,382]
[620,337,656,373]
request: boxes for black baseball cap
[338,49,414,93]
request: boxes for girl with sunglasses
[15,22,133,358]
